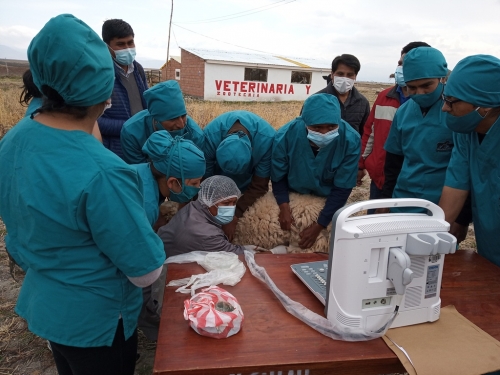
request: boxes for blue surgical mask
[446,108,485,134]
[306,128,339,148]
[169,179,200,203]
[113,47,136,66]
[410,82,443,108]
[214,205,236,225]
[395,66,406,87]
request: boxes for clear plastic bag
[166,251,246,295]
[243,250,399,341]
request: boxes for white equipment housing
[325,199,457,331]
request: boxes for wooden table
[154,250,500,375]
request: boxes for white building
[161,47,331,101]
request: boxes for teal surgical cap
[444,55,500,107]
[28,14,114,106]
[142,130,205,179]
[302,94,341,126]
[216,133,252,175]
[403,47,448,82]
[144,81,187,122]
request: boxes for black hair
[331,54,361,75]
[401,42,431,55]
[33,85,89,119]
[102,19,134,44]
[19,69,42,106]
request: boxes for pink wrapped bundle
[183,286,244,339]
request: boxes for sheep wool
[233,192,331,253]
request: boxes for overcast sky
[1,0,499,82]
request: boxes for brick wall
[179,49,205,98]
[161,59,182,81]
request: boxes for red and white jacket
[358,85,402,189]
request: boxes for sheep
[232,191,330,253]
[159,190,369,254]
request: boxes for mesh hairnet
[198,175,241,207]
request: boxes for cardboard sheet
[383,305,500,375]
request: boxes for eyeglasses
[442,94,462,108]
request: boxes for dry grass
[0,77,476,373]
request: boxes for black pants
[49,319,137,375]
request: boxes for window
[244,68,268,82]
[175,69,180,80]
[291,71,312,84]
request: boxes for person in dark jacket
[316,54,370,137]
[357,42,430,214]
[98,19,148,158]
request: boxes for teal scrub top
[202,111,276,191]
[24,97,43,118]
[384,98,453,209]
[0,118,166,347]
[445,122,500,267]
[120,110,204,164]
[131,163,160,227]
[271,117,360,196]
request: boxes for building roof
[182,47,330,70]
[160,56,181,70]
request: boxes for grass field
[0,77,476,374]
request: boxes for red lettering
[269,84,275,93]
[232,81,240,91]
[238,93,241,96]
[305,85,311,94]
[224,81,230,91]
[249,82,256,92]
[223,92,226,96]
[257,94,260,97]
[284,84,287,94]
[243,93,246,97]
[228,92,231,96]
[215,80,222,91]
[276,84,283,94]
[288,85,294,94]
[241,82,248,92]
[217,92,220,95]
[261,83,268,93]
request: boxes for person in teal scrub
[132,130,205,340]
[133,130,205,227]
[271,94,360,249]
[120,80,204,164]
[202,110,276,240]
[378,47,454,212]
[0,14,165,374]
[439,55,500,267]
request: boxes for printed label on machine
[425,264,439,298]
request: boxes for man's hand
[278,202,294,230]
[450,222,468,245]
[299,222,324,249]
[374,207,390,214]
[357,169,366,186]
[222,216,238,242]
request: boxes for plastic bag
[166,251,246,295]
[243,250,399,341]
[184,286,244,339]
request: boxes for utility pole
[166,0,174,80]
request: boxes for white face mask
[333,76,355,94]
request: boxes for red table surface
[154,250,500,375]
